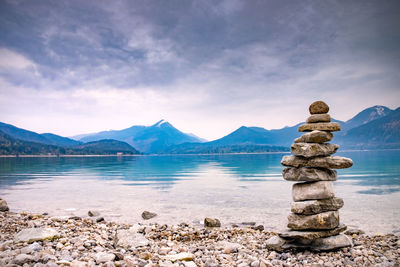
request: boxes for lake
[0,150,399,234]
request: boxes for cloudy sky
[0,0,399,140]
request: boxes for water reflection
[0,151,399,233]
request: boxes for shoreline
[1,210,399,266]
[1,148,400,158]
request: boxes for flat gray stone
[265,235,287,252]
[291,143,338,158]
[163,252,194,262]
[281,155,353,169]
[292,181,334,201]
[306,114,331,123]
[281,234,352,251]
[115,227,150,249]
[14,228,60,243]
[298,122,340,132]
[294,130,333,143]
[279,224,347,240]
[291,197,344,215]
[310,234,353,251]
[95,252,116,264]
[141,211,157,220]
[288,211,339,230]
[283,167,337,182]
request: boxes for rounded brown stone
[309,101,329,114]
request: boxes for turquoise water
[0,150,399,233]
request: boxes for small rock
[309,101,329,114]
[204,217,221,227]
[0,198,9,212]
[163,252,194,262]
[222,242,241,254]
[56,260,72,266]
[88,210,100,217]
[14,228,60,243]
[252,225,264,231]
[345,228,365,235]
[242,222,256,226]
[13,254,34,265]
[95,252,115,264]
[183,261,197,267]
[265,236,286,252]
[0,240,13,251]
[251,260,260,267]
[68,216,81,221]
[115,227,150,249]
[141,211,157,220]
[96,217,105,223]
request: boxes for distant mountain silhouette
[341,105,393,132]
[0,127,139,155]
[161,105,398,153]
[1,105,398,155]
[336,107,400,149]
[0,122,81,147]
[74,120,204,153]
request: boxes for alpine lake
[0,150,399,234]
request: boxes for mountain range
[72,120,204,154]
[0,122,139,155]
[0,105,399,155]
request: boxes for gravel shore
[1,211,399,267]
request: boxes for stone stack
[266,101,354,251]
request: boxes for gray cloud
[0,0,399,139]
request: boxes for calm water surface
[0,150,399,233]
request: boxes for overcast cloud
[0,0,399,140]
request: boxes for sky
[0,0,399,141]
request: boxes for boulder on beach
[142,211,157,220]
[14,228,60,243]
[204,217,221,227]
[0,198,9,212]
[88,210,100,217]
[115,226,149,249]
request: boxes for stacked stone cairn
[266,101,354,251]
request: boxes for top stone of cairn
[309,101,329,114]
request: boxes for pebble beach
[1,210,400,267]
